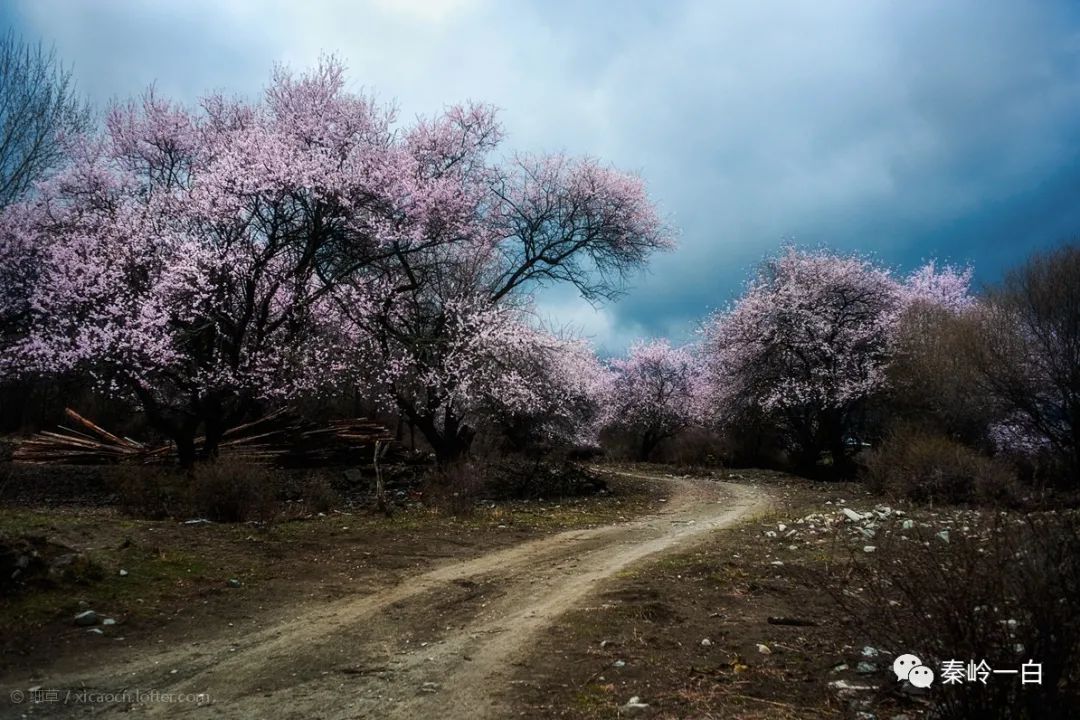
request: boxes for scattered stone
[183,518,212,525]
[832,663,849,673]
[842,508,864,522]
[756,643,772,655]
[777,523,787,532]
[856,661,877,674]
[863,546,877,553]
[829,679,876,692]
[74,610,98,626]
[613,660,626,668]
[420,682,440,693]
[118,569,128,577]
[861,646,879,658]
[700,638,712,647]
[769,560,784,566]
[902,519,914,530]
[86,628,104,636]
[621,696,650,715]
[226,578,242,588]
[936,530,950,543]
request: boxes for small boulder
[756,643,772,655]
[74,610,98,627]
[226,578,242,588]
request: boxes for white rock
[829,679,876,691]
[756,643,772,654]
[936,530,950,543]
[118,569,128,577]
[861,646,879,657]
[842,508,864,522]
[700,638,712,647]
[863,545,877,553]
[902,519,914,530]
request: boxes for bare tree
[0,31,91,206]
[975,243,1080,485]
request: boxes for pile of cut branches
[13,408,394,466]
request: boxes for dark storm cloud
[4,0,1080,352]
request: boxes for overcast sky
[4,0,1080,354]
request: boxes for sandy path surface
[14,471,769,719]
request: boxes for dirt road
[15,471,769,719]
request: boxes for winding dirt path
[21,470,769,719]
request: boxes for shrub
[298,474,342,515]
[113,461,280,522]
[421,461,489,514]
[825,512,1080,720]
[188,461,279,523]
[863,425,1017,505]
[112,465,192,519]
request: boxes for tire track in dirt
[20,470,769,719]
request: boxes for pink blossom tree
[6,59,428,465]
[701,249,896,471]
[6,58,672,466]
[340,116,674,464]
[701,248,976,472]
[606,339,697,460]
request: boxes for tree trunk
[175,429,197,469]
[201,408,225,461]
[638,431,659,461]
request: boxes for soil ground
[1,465,767,719]
[0,464,978,719]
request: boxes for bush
[297,473,342,515]
[421,461,490,514]
[825,512,1080,720]
[863,425,1018,505]
[188,461,279,523]
[483,457,607,500]
[112,465,193,519]
[113,461,280,522]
